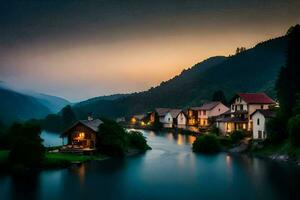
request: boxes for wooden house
[60,118,103,152]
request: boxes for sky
[0,0,299,102]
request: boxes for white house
[250,109,275,140]
[154,108,187,128]
[169,109,187,128]
[155,108,173,128]
[216,93,276,135]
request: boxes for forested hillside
[73,35,287,119]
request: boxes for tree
[276,25,300,119]
[61,105,77,129]
[270,24,300,143]
[212,90,227,105]
[97,119,128,157]
[288,115,300,146]
[127,130,151,151]
[8,122,45,167]
[192,134,220,153]
[42,114,63,132]
[153,113,162,130]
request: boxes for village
[125,92,277,141]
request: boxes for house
[153,108,187,128]
[216,93,276,135]
[60,117,103,152]
[187,102,229,127]
[169,109,187,128]
[155,108,174,128]
[116,117,126,123]
[130,114,146,125]
[250,109,276,140]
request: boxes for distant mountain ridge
[0,85,70,124]
[29,93,70,113]
[0,87,51,124]
[73,34,288,119]
[77,94,129,106]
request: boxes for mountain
[30,93,70,113]
[78,94,129,106]
[0,87,52,124]
[73,34,288,119]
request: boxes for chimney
[87,113,94,121]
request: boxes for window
[235,105,238,111]
[240,105,243,110]
[257,118,260,125]
[232,105,234,110]
[258,131,262,139]
[203,110,206,115]
[218,108,221,112]
[261,105,264,109]
[168,118,171,122]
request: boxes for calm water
[1,130,300,200]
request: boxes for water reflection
[226,155,232,168]
[10,173,40,200]
[187,135,196,145]
[70,164,86,185]
[1,130,300,200]
[176,134,184,146]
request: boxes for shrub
[230,130,245,144]
[127,131,151,151]
[8,123,45,167]
[266,113,288,143]
[97,119,129,157]
[210,126,220,136]
[288,115,300,146]
[192,134,221,153]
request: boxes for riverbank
[249,140,300,166]
[123,124,201,136]
[0,147,149,174]
[0,150,107,172]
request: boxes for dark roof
[227,110,248,115]
[231,93,275,104]
[79,119,103,132]
[155,108,171,117]
[190,101,221,111]
[155,108,183,118]
[168,109,183,118]
[61,119,103,137]
[216,117,248,123]
[250,109,276,118]
[132,114,145,120]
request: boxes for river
[0,130,300,200]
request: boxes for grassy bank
[0,150,107,170]
[43,152,107,168]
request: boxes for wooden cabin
[60,118,103,151]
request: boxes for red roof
[237,93,275,104]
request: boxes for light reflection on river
[1,129,300,200]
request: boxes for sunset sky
[0,0,299,101]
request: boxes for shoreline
[129,128,300,167]
[0,148,148,175]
